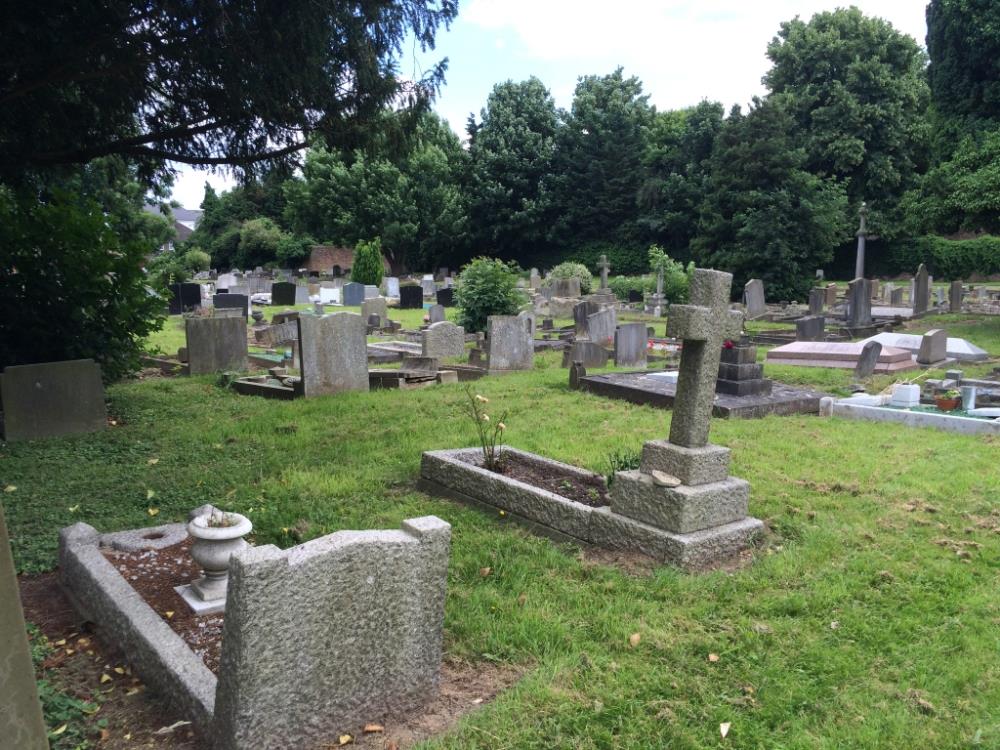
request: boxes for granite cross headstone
[597,254,611,291]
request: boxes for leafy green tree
[693,99,848,301]
[548,69,654,253]
[647,245,693,303]
[351,238,385,286]
[236,218,285,269]
[455,258,526,332]
[468,78,558,260]
[927,0,1000,126]
[1,0,457,184]
[764,8,930,233]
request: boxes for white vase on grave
[187,511,252,602]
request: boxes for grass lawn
[4,306,1000,748]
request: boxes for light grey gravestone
[0,505,49,749]
[529,268,542,289]
[186,317,248,375]
[743,278,766,319]
[854,340,882,379]
[917,328,948,365]
[363,285,380,300]
[217,273,238,290]
[573,300,600,338]
[795,315,826,342]
[341,282,365,307]
[297,313,369,396]
[422,321,466,359]
[935,286,945,306]
[551,277,581,298]
[890,287,904,305]
[383,276,400,298]
[360,297,388,327]
[846,278,872,327]
[808,288,825,315]
[913,263,930,314]
[825,283,838,307]
[212,517,451,750]
[586,308,617,347]
[428,304,446,324]
[614,323,648,367]
[950,280,964,313]
[421,275,437,296]
[486,315,533,372]
[870,279,880,300]
[0,359,106,441]
[518,309,536,337]
[608,268,762,563]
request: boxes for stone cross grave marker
[666,268,744,448]
[597,254,611,290]
[0,505,49,749]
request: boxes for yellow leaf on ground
[720,722,731,738]
[68,504,80,513]
[147,457,159,465]
[708,653,720,662]
[164,610,175,619]
[100,673,112,684]
[147,507,160,517]
[338,734,353,745]
[363,723,385,733]
[628,632,641,648]
[4,485,16,493]
[114,666,126,675]
[146,488,155,500]
[50,724,68,736]
[54,639,67,646]
[479,567,492,577]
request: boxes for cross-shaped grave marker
[597,254,611,290]
[666,268,744,448]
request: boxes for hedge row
[878,235,1000,280]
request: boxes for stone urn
[187,511,252,602]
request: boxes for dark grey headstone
[169,282,202,314]
[213,293,249,318]
[573,300,600,337]
[0,360,106,441]
[949,281,963,313]
[428,304,446,324]
[271,282,297,306]
[795,315,826,342]
[846,278,872,327]
[854,341,882,379]
[808,288,825,315]
[399,285,424,310]
[569,341,610,368]
[436,288,454,307]
[569,361,587,389]
[342,282,365,307]
[614,323,648,367]
[185,317,248,375]
[551,277,581,298]
[890,287,904,305]
[913,264,930,314]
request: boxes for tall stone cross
[655,264,664,296]
[598,254,610,290]
[666,268,744,448]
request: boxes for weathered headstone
[360,296,388,327]
[428,304,446,324]
[518,310,536,337]
[342,282,365,307]
[435,288,454,307]
[529,269,542,289]
[212,517,451,750]
[421,275,436,296]
[213,293,249,318]
[825,283,838,307]
[186,317,248,375]
[795,315,826,342]
[169,282,202,314]
[422,321,465,359]
[568,341,610,368]
[949,281,963,313]
[846,278,872,327]
[217,273,238,290]
[572,300,600,338]
[363,285,379,300]
[597,254,611,290]
[270,282,296,306]
[917,328,948,365]
[614,323,648,367]
[743,279,766,320]
[399,285,424,310]
[0,505,48,749]
[0,360,107,441]
[551,277,581,298]
[486,316,533,372]
[808,288,824,315]
[854,340,882,379]
[383,276,400,298]
[297,313,369,396]
[913,263,930,315]
[890,287,904,305]
[586,308,617,347]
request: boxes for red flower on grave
[723,339,735,349]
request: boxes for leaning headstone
[808,288,825,315]
[297,313,369,396]
[913,263,930,315]
[270,282,297,306]
[213,517,451,750]
[0,360,106,441]
[428,304,446,324]
[573,300,600,338]
[486,315,533,372]
[890,287,904,305]
[614,323,648,367]
[360,296,388,327]
[422,321,466,359]
[743,279,766,319]
[383,276,400,298]
[795,315,826,342]
[341,282,365,307]
[949,281,963,313]
[213,293,249,318]
[854,341,882,379]
[0,505,48,749]
[846,278,872,327]
[186,317,248,375]
[586,308,617,347]
[824,283,838,307]
[399,285,424,310]
[917,328,948,365]
[436,288,454,307]
[169,282,202,314]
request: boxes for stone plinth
[716,340,771,397]
[0,359,107,441]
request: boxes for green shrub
[182,248,211,272]
[549,261,594,294]
[0,188,165,380]
[455,257,526,332]
[608,274,655,301]
[882,235,1000,279]
[648,245,694,303]
[275,234,315,266]
[351,237,385,286]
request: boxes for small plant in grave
[463,386,508,472]
[604,447,641,486]
[206,510,241,528]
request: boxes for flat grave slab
[579,370,825,418]
[765,342,918,373]
[871,306,916,319]
[861,332,989,362]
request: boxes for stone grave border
[419,447,761,570]
[830,401,1000,436]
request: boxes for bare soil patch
[467,451,610,507]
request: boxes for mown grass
[4,325,1000,747]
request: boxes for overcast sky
[169,0,929,208]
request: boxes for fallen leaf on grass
[628,632,641,648]
[4,485,16,493]
[68,504,80,513]
[50,724,67,736]
[720,722,731,738]
[479,567,492,577]
[100,673,112,684]
[708,653,720,663]
[147,507,160,517]
[146,488,155,500]
[363,723,384,733]
[338,734,353,745]
[147,457,159,465]
[517,593,527,606]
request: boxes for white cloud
[168,165,236,210]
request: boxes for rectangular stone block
[487,315,533,372]
[270,281,296,306]
[1,359,107,441]
[342,282,365,306]
[610,471,750,534]
[715,378,772,397]
[185,317,248,375]
[422,321,466,359]
[719,345,756,365]
[399,285,424,309]
[640,440,730,485]
[717,362,763,381]
[297,313,369,396]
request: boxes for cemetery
[6,2,1000,748]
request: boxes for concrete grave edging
[830,402,1000,436]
